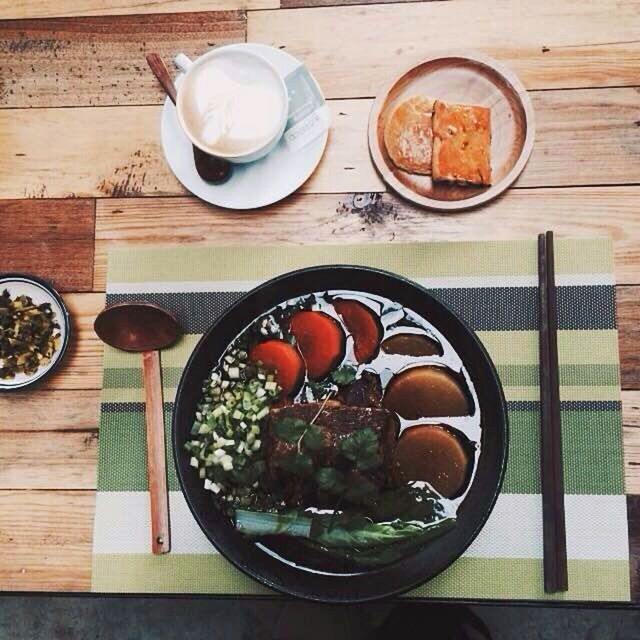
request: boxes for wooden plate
[368,51,535,211]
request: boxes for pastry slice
[432,100,491,186]
[383,96,435,175]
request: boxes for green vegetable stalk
[236,508,454,547]
[235,482,457,567]
[235,485,457,567]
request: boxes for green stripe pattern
[93,238,629,601]
[91,555,630,602]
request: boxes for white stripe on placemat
[464,493,629,560]
[93,491,218,555]
[105,273,614,295]
[92,491,629,560]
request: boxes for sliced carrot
[250,339,305,396]
[290,311,345,380]
[333,299,382,363]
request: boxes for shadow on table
[1,596,639,640]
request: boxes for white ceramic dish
[161,43,330,210]
[0,274,70,391]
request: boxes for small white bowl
[0,274,70,391]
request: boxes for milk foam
[180,52,285,156]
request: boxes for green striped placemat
[92,238,630,601]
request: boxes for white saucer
[161,43,329,210]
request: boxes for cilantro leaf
[277,453,314,477]
[331,365,357,386]
[338,428,379,463]
[315,467,347,494]
[302,424,325,451]
[274,417,308,443]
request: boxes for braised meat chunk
[266,401,398,504]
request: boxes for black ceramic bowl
[173,266,508,602]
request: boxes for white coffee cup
[175,47,289,164]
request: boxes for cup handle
[174,53,194,74]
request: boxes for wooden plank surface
[0,490,94,592]
[2,88,640,199]
[248,0,640,97]
[0,101,367,198]
[282,0,423,6]
[623,390,640,496]
[0,105,178,199]
[0,12,246,108]
[618,286,640,390]
[629,494,640,601]
[624,391,640,493]
[0,199,95,292]
[94,188,640,287]
[40,293,105,391]
[0,390,100,432]
[0,432,98,490]
[0,0,275,20]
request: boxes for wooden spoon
[94,302,182,555]
[146,53,232,184]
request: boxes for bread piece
[432,100,491,186]
[383,96,435,175]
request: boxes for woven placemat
[92,238,630,601]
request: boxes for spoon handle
[146,53,177,105]
[142,349,171,554]
[145,52,232,185]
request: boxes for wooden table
[0,0,638,600]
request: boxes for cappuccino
[178,50,287,158]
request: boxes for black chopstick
[538,231,568,593]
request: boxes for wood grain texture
[0,105,179,199]
[0,12,246,108]
[282,0,424,6]
[525,88,640,189]
[94,188,640,287]
[2,88,638,199]
[624,391,640,429]
[618,287,640,391]
[0,199,95,292]
[0,431,98,489]
[0,490,94,592]
[624,392,640,495]
[248,0,640,97]
[0,0,275,20]
[0,390,100,432]
[0,101,373,198]
[40,293,105,391]
[629,494,640,602]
